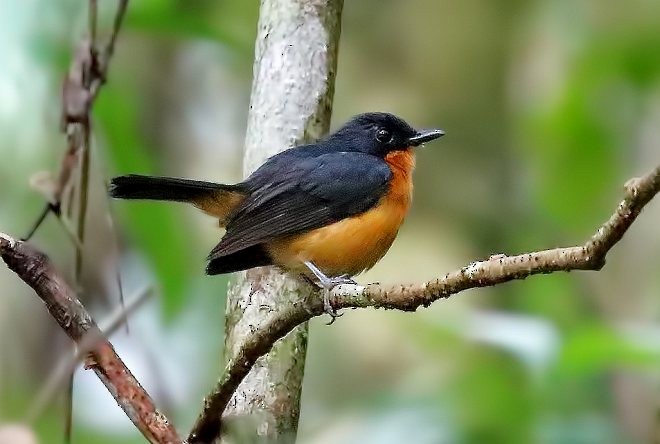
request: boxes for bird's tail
[109,174,245,223]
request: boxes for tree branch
[0,234,182,444]
[189,164,660,443]
[25,286,152,423]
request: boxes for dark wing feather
[208,152,391,260]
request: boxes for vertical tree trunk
[222,0,343,441]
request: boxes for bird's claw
[323,292,343,325]
[302,261,357,325]
[320,275,355,325]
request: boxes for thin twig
[89,0,98,49]
[102,180,129,334]
[188,164,660,443]
[58,1,130,436]
[26,286,152,424]
[23,0,129,241]
[90,0,129,98]
[73,126,90,282]
[107,0,129,62]
[22,203,55,241]
[63,371,74,444]
[68,16,94,443]
[0,235,181,444]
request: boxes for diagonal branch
[189,164,660,443]
[26,286,152,424]
[90,0,129,99]
[0,234,182,444]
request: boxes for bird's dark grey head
[325,112,445,157]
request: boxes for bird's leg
[303,261,357,288]
[303,261,357,324]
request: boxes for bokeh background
[2,0,660,443]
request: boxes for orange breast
[267,149,415,277]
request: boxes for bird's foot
[322,292,342,325]
[318,274,358,289]
[303,261,358,325]
[319,275,357,325]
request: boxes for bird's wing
[208,152,392,259]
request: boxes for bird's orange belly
[267,149,415,278]
[267,201,403,276]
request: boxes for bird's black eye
[376,128,392,143]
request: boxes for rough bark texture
[0,235,181,444]
[219,0,343,442]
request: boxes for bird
[109,112,444,318]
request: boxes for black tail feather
[111,174,272,275]
[109,174,236,202]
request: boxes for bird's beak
[407,128,445,146]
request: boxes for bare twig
[105,202,129,333]
[63,366,74,444]
[67,27,94,444]
[89,0,98,49]
[55,3,130,437]
[23,0,129,241]
[0,235,181,444]
[26,286,152,424]
[189,164,660,443]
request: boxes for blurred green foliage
[1,0,660,443]
[97,84,198,316]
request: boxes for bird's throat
[384,148,415,204]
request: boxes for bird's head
[325,112,444,157]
